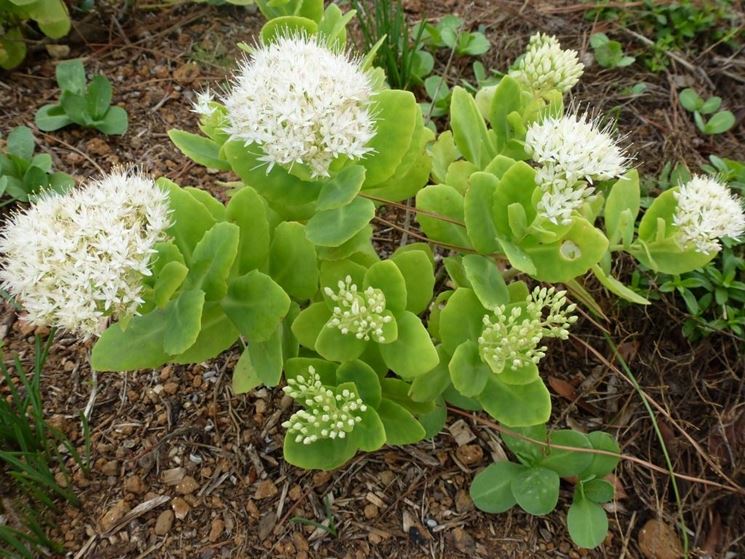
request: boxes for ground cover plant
[1,1,745,557]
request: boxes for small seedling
[679,88,735,135]
[590,33,635,69]
[420,75,452,120]
[0,126,75,205]
[702,155,745,192]
[35,59,128,135]
[416,15,490,57]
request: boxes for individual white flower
[282,366,367,445]
[525,113,628,224]
[223,34,376,179]
[191,88,216,117]
[510,32,584,94]
[478,287,577,374]
[672,175,745,254]
[0,169,171,339]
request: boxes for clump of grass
[1,332,87,558]
[348,0,429,90]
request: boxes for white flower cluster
[0,169,171,339]
[672,175,745,254]
[510,33,584,94]
[324,275,393,342]
[224,35,375,178]
[525,113,628,225]
[282,366,367,445]
[478,287,577,374]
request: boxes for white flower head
[191,88,216,117]
[672,175,745,254]
[223,34,376,179]
[510,32,584,94]
[323,275,393,343]
[0,168,171,339]
[526,113,629,224]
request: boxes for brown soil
[0,1,744,558]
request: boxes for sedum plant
[0,125,74,205]
[35,59,128,135]
[1,14,744,552]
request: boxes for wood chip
[448,419,476,446]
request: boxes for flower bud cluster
[672,175,745,254]
[324,275,393,342]
[510,33,584,95]
[525,114,628,225]
[478,287,577,374]
[282,366,367,445]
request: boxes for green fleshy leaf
[317,165,365,211]
[567,495,608,549]
[183,222,240,301]
[583,479,614,504]
[291,302,333,350]
[377,399,426,445]
[604,170,640,246]
[415,185,471,249]
[362,90,418,186]
[86,75,112,120]
[591,265,650,305]
[479,376,551,427]
[353,407,387,452]
[462,254,509,310]
[381,378,436,415]
[502,424,546,464]
[156,178,217,263]
[185,187,226,221]
[269,222,319,300]
[379,311,439,378]
[464,171,501,254]
[163,289,206,355]
[226,186,271,274]
[169,130,231,170]
[409,346,452,402]
[363,260,407,313]
[170,303,239,364]
[449,340,491,397]
[538,430,593,478]
[581,431,621,478]
[450,86,495,168]
[418,398,447,439]
[152,261,189,308]
[497,361,540,386]
[92,310,170,371]
[283,432,357,471]
[510,466,559,515]
[336,360,382,408]
[260,16,319,44]
[315,324,368,362]
[470,461,524,513]
[94,106,128,135]
[438,288,486,355]
[390,247,435,314]
[306,197,376,248]
[35,104,72,132]
[221,271,290,342]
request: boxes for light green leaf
[470,461,524,513]
[479,376,551,427]
[409,346,452,402]
[306,197,376,247]
[582,431,621,478]
[379,311,439,378]
[221,271,290,342]
[226,186,270,274]
[450,86,495,168]
[35,104,72,132]
[539,430,593,478]
[449,340,491,397]
[183,222,240,300]
[567,496,608,549]
[269,222,319,299]
[55,59,85,94]
[317,165,366,211]
[92,310,169,371]
[462,254,509,310]
[163,289,205,355]
[363,260,407,313]
[168,130,231,171]
[604,170,640,246]
[336,360,382,408]
[377,399,426,445]
[464,172,501,254]
[86,75,112,120]
[510,466,559,515]
[315,324,367,362]
[415,185,471,249]
[171,303,239,364]
[438,288,485,355]
[390,247,435,315]
[260,16,319,44]
[94,106,128,135]
[283,432,357,471]
[591,265,650,305]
